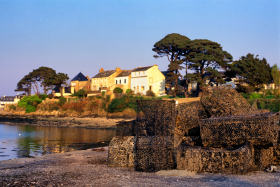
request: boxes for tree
[153,33,191,96]
[71,89,87,98]
[44,72,69,97]
[15,74,34,95]
[185,39,233,96]
[228,53,271,89]
[271,64,280,95]
[32,67,56,94]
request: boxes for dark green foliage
[15,74,33,95]
[44,72,69,97]
[71,89,87,98]
[59,97,67,105]
[31,67,56,94]
[15,67,56,95]
[146,90,155,97]
[126,89,132,95]
[153,33,191,95]
[39,94,48,100]
[107,95,161,113]
[236,85,254,93]
[228,53,271,88]
[113,87,123,93]
[18,95,42,113]
[255,99,280,112]
[185,39,233,96]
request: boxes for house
[91,67,122,92]
[131,65,165,96]
[70,72,91,93]
[0,95,21,108]
[52,86,72,97]
[114,70,133,93]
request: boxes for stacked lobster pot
[108,85,280,174]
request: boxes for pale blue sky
[0,0,279,96]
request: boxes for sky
[0,0,279,96]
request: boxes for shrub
[249,93,263,100]
[113,87,123,93]
[40,94,48,100]
[146,90,155,97]
[71,89,87,98]
[236,85,254,93]
[126,89,133,95]
[25,105,36,113]
[59,97,67,105]
[18,95,42,113]
[102,91,106,97]
[8,105,16,111]
[18,95,42,108]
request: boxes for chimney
[86,76,90,80]
[116,67,121,73]
[99,68,104,73]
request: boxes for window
[149,86,152,90]
[116,80,117,84]
[149,78,153,83]
[141,86,144,91]
[120,79,121,84]
[124,79,126,83]
[142,71,144,75]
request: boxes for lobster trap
[200,85,261,117]
[107,136,136,168]
[176,143,254,174]
[200,112,280,148]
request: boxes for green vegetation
[227,53,271,89]
[18,95,43,113]
[107,95,162,113]
[153,33,191,96]
[71,89,87,98]
[113,87,123,93]
[146,90,155,97]
[126,89,132,95]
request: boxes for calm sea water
[0,124,116,161]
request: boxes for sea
[0,123,116,161]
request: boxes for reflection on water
[0,124,116,161]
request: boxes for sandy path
[0,147,280,187]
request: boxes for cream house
[0,95,21,108]
[70,72,91,93]
[91,67,122,92]
[114,70,133,93]
[131,65,165,96]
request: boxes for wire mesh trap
[200,112,280,148]
[107,136,136,168]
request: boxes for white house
[131,65,165,96]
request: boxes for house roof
[92,70,116,78]
[71,72,88,81]
[53,86,71,93]
[1,96,16,102]
[132,66,153,72]
[161,71,171,77]
[116,70,133,77]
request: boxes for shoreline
[1,147,280,186]
[0,113,134,129]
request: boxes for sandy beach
[0,113,134,129]
[0,147,280,187]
